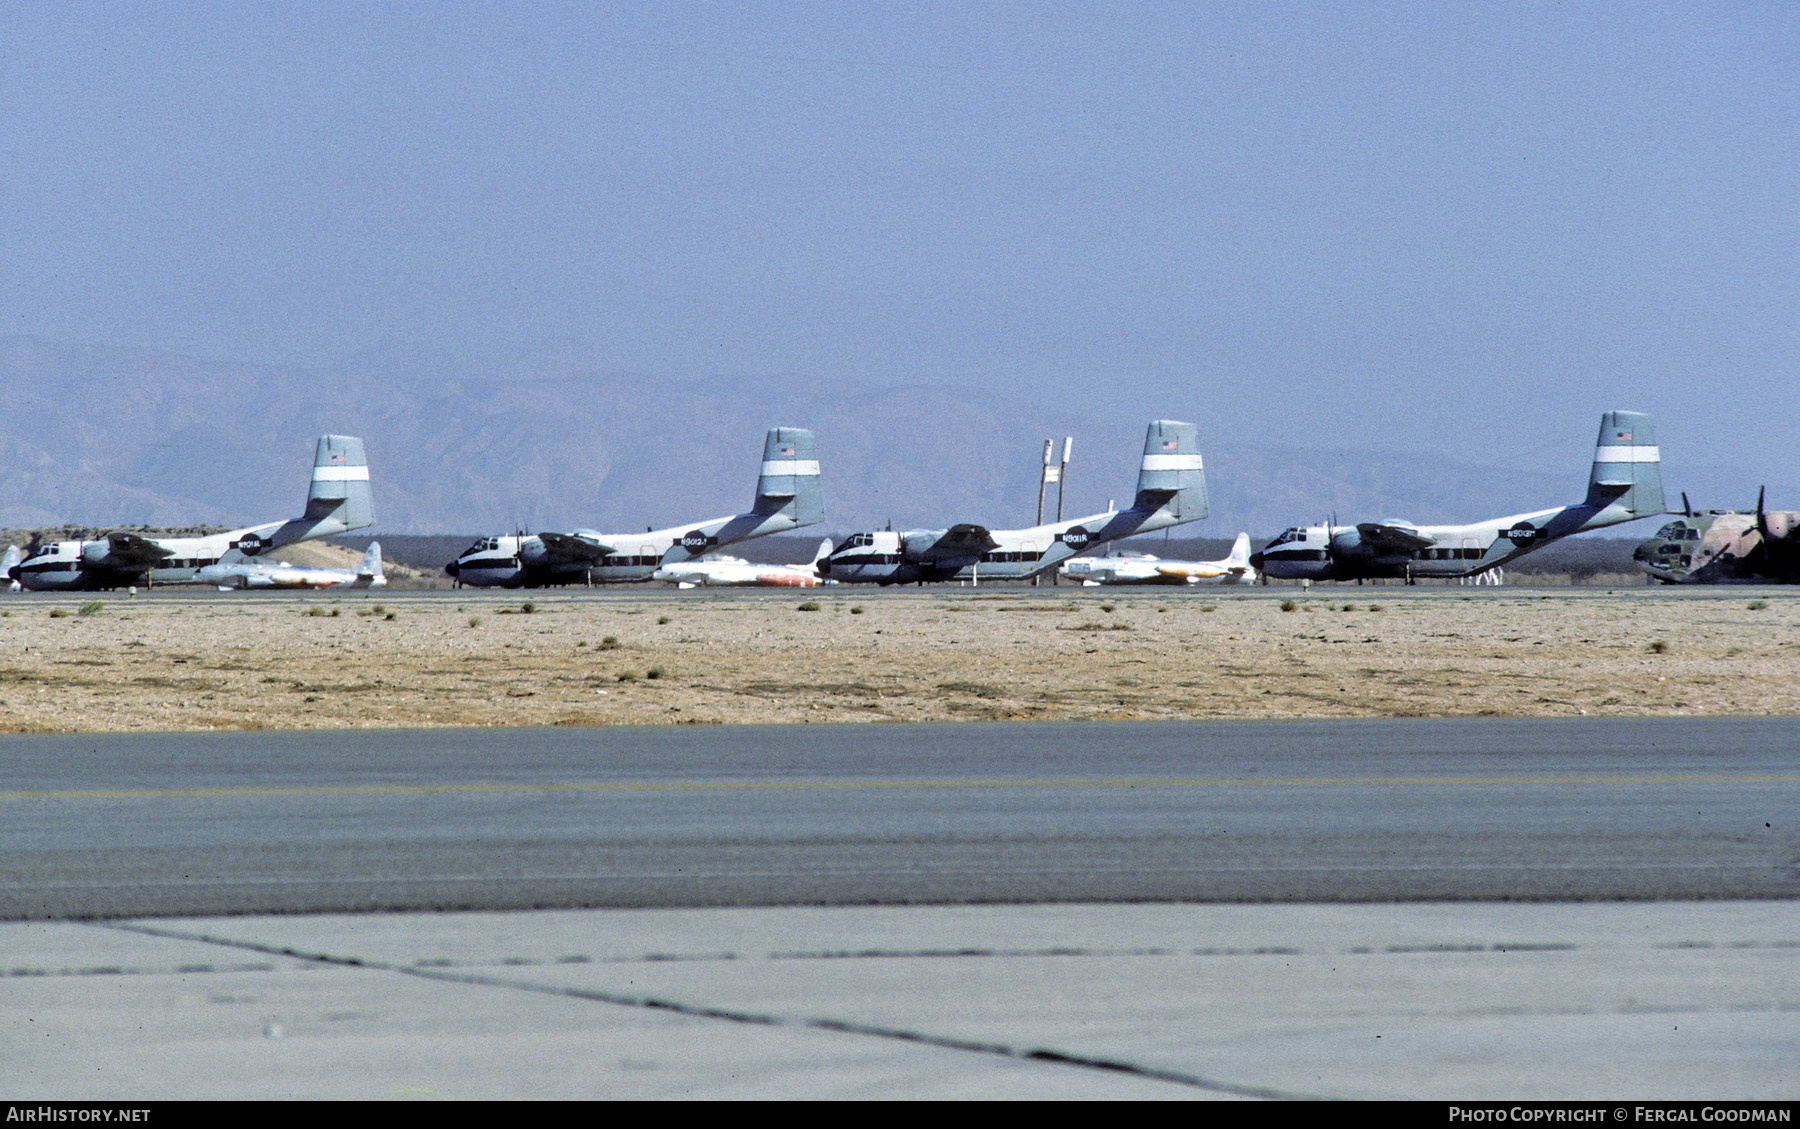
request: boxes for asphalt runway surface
[5,717,1796,919]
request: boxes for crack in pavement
[97,919,1317,1100]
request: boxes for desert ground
[2,583,1797,732]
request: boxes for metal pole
[1056,436,1072,522]
[1035,440,1055,586]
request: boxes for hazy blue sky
[3,2,1795,484]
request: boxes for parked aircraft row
[6,409,1790,591]
[440,419,1209,588]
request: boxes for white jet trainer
[196,542,386,590]
[653,540,835,588]
[1060,532,1258,585]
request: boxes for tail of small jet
[1130,420,1207,523]
[1224,532,1251,568]
[752,427,824,528]
[2,544,20,591]
[357,542,383,582]
[1582,411,1665,522]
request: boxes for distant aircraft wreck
[1634,489,1800,584]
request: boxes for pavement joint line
[71,938,1800,977]
[7,771,1798,802]
[92,918,1316,1101]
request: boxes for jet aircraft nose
[1248,551,1265,570]
[444,560,460,578]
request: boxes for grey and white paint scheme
[818,420,1207,585]
[9,436,374,592]
[445,427,823,588]
[1253,411,1666,583]
[653,540,836,588]
[1059,532,1257,586]
[195,542,386,590]
[1,546,20,592]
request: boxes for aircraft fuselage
[1257,507,1572,582]
[822,512,1144,585]
[13,524,287,591]
[445,427,824,588]
[446,515,786,588]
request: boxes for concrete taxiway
[6,901,1796,1100]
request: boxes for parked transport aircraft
[196,542,386,590]
[1253,411,1665,583]
[444,427,822,588]
[1635,489,1800,584]
[9,436,374,591]
[817,420,1206,585]
[1060,532,1257,586]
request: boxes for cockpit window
[1654,523,1685,540]
[1268,528,1304,547]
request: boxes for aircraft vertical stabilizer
[260,434,374,550]
[752,427,824,526]
[1132,419,1207,522]
[306,435,374,528]
[1584,411,1664,520]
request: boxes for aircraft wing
[1354,522,1435,552]
[103,532,177,566]
[538,531,616,565]
[903,523,998,562]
